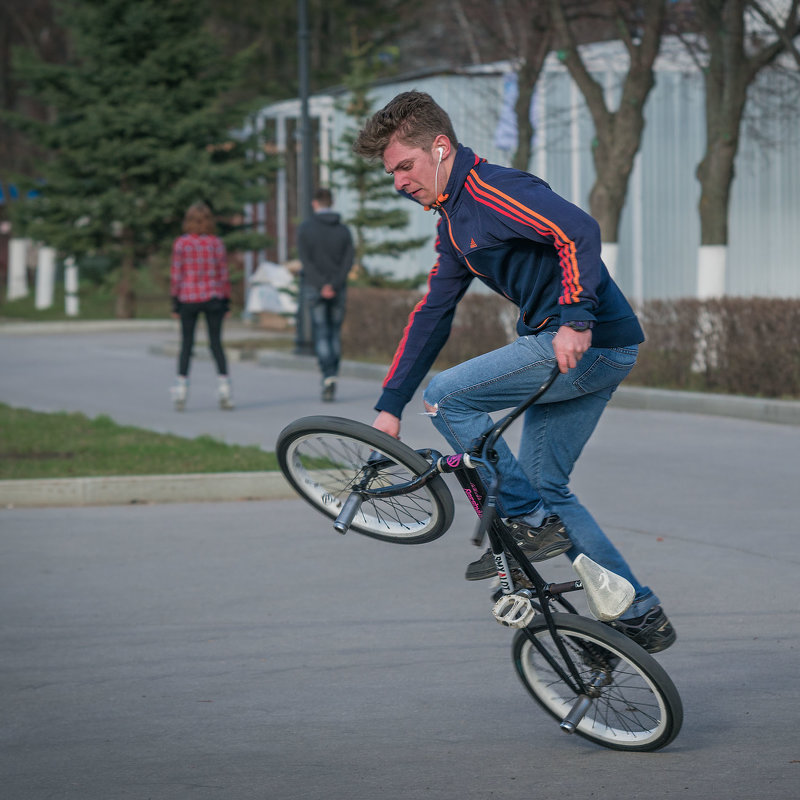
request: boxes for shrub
[341,288,800,399]
[632,297,800,398]
[341,286,516,371]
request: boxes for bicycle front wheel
[512,613,682,751]
[276,416,455,544]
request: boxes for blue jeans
[422,332,658,618]
[304,287,346,380]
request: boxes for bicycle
[276,366,683,751]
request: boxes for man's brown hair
[353,91,458,161]
[313,187,333,207]
[182,202,216,235]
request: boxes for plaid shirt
[170,234,230,304]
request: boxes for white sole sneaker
[170,384,187,411]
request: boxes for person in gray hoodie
[297,188,355,401]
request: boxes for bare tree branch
[548,0,610,133]
[612,0,637,57]
[749,0,800,69]
[547,0,667,243]
[492,0,518,55]
[671,30,708,72]
[512,14,552,170]
[450,0,482,65]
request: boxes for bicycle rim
[512,614,682,751]
[276,416,454,544]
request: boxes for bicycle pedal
[492,590,537,628]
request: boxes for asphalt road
[1,323,799,798]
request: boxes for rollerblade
[218,376,234,410]
[171,377,188,411]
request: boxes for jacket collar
[429,144,483,213]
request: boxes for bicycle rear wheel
[276,416,455,544]
[512,613,682,751]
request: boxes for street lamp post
[295,0,314,354]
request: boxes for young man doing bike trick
[352,91,675,654]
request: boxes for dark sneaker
[506,514,573,562]
[464,515,572,581]
[465,548,521,581]
[607,605,676,654]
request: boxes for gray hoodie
[297,211,354,291]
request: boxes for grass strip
[0,404,278,480]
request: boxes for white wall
[260,39,800,300]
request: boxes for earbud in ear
[437,146,444,161]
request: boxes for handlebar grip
[334,492,363,534]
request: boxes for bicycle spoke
[513,616,681,750]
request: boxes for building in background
[245,38,800,302]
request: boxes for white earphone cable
[434,147,443,204]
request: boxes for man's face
[382,135,443,207]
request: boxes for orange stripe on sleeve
[383,263,438,386]
[465,172,584,304]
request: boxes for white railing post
[35,246,57,310]
[65,256,79,316]
[7,238,29,300]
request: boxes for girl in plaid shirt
[170,202,233,410]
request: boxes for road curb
[0,319,179,335]
[610,385,800,425]
[0,471,296,509]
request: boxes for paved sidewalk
[2,319,799,508]
[2,341,800,797]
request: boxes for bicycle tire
[276,415,455,544]
[512,613,682,751]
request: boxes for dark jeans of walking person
[304,286,347,401]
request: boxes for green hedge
[341,287,800,400]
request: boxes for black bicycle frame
[447,459,590,695]
[349,365,592,694]
[437,366,593,694]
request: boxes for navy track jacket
[376,144,644,419]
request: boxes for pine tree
[330,42,428,283]
[7,0,273,317]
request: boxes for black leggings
[178,299,228,377]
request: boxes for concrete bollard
[35,246,57,310]
[64,256,79,316]
[7,238,29,301]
